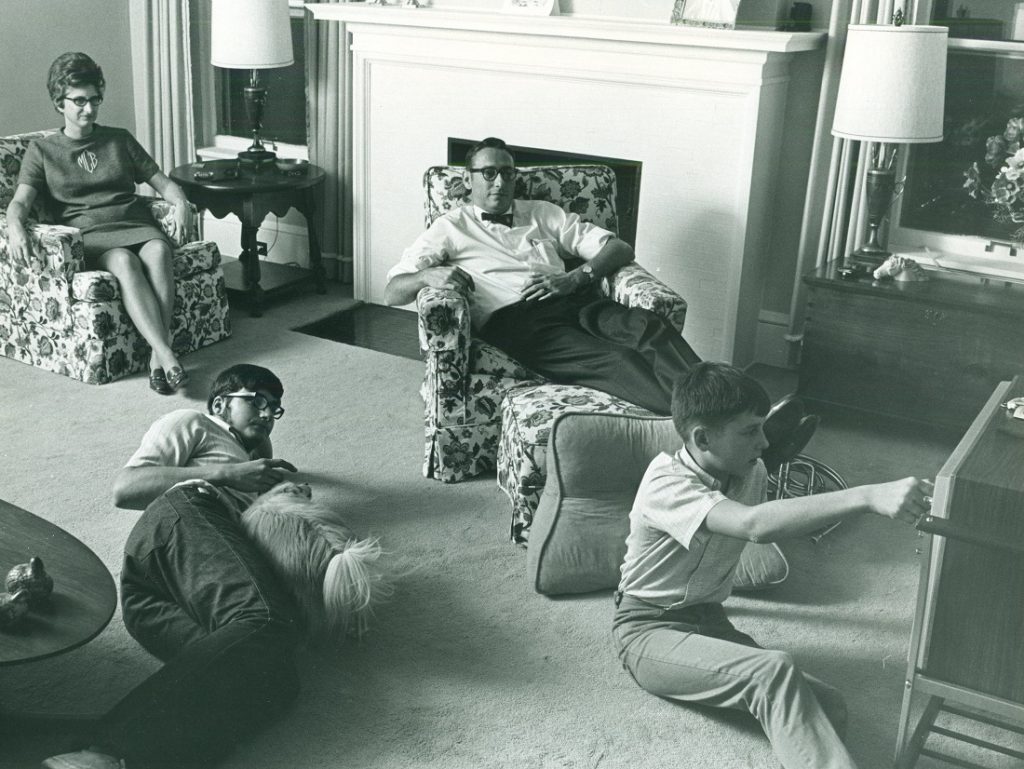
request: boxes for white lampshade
[832,25,948,143]
[211,0,294,70]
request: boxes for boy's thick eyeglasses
[469,166,516,182]
[223,393,285,419]
[64,96,104,108]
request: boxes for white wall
[0,0,135,136]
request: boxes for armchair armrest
[145,198,201,247]
[606,262,687,334]
[0,212,84,283]
[416,286,472,355]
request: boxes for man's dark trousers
[97,485,301,768]
[480,292,701,415]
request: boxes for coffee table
[0,499,117,666]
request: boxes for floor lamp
[211,0,294,165]
[831,24,948,268]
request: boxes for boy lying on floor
[612,361,933,769]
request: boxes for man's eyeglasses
[468,166,516,182]
[63,95,103,108]
[223,392,285,420]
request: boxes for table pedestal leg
[239,224,265,317]
[301,189,327,294]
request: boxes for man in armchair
[385,137,815,468]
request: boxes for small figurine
[5,556,54,606]
[0,590,30,630]
[873,254,929,282]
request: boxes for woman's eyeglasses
[63,96,104,108]
[223,393,285,419]
[468,166,516,182]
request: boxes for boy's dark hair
[671,362,770,437]
[207,364,283,413]
[465,136,512,168]
[47,52,105,106]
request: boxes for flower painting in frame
[502,0,560,15]
[671,0,741,28]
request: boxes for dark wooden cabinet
[799,261,1024,431]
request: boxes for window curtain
[306,2,351,283]
[787,0,919,342]
[129,0,196,179]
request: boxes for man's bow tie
[481,211,513,227]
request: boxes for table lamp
[831,24,948,267]
[211,0,294,165]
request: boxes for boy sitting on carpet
[612,362,933,769]
[44,364,300,769]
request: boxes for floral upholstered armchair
[0,131,231,384]
[417,164,689,495]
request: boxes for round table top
[170,158,325,195]
[0,499,117,666]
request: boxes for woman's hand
[171,201,193,244]
[521,270,584,302]
[7,223,38,268]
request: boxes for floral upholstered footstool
[497,383,654,544]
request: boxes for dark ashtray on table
[275,159,310,177]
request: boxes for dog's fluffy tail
[323,537,394,639]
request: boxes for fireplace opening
[447,138,642,248]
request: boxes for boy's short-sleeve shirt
[125,409,260,514]
[618,447,768,609]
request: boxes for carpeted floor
[0,285,1016,768]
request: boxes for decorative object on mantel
[831,23,948,268]
[210,0,294,166]
[501,0,560,15]
[872,254,929,282]
[963,116,1024,247]
[670,0,741,29]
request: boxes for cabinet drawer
[800,287,1024,429]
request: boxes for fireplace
[308,5,824,365]
[447,138,642,248]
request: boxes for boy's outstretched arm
[705,477,934,543]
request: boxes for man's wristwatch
[579,263,595,282]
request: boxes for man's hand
[218,458,299,493]
[521,270,584,302]
[422,265,475,294]
[865,477,934,524]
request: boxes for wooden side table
[0,499,117,667]
[170,159,328,317]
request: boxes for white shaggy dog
[240,482,393,640]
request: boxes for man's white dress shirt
[388,200,614,328]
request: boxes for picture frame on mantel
[670,0,741,28]
[501,0,560,15]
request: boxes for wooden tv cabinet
[798,260,1024,432]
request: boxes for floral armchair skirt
[0,130,231,384]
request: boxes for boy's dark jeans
[97,485,301,768]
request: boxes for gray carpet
[0,286,1013,768]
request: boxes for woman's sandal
[166,366,189,391]
[149,368,173,395]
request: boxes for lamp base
[848,245,891,270]
[237,148,277,165]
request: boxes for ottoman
[496,383,653,544]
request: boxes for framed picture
[670,0,741,28]
[501,0,560,15]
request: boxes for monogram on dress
[76,150,99,174]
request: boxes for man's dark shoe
[763,394,804,446]
[763,414,820,475]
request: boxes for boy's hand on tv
[866,477,934,524]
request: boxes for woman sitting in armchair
[5,51,193,395]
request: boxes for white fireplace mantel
[308,4,825,364]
